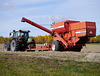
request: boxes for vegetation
[0,53,100,76]
[0,35,100,44]
[30,35,53,44]
[89,35,100,43]
[0,35,53,44]
[0,36,12,44]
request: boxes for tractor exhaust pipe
[21,17,53,35]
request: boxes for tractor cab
[10,30,30,39]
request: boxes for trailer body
[51,20,96,51]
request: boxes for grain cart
[3,30,36,51]
[21,17,96,51]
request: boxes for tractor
[3,30,35,51]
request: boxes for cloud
[0,2,16,10]
[48,15,63,22]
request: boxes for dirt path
[81,44,100,53]
[0,44,100,63]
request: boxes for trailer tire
[51,41,59,51]
[11,40,20,51]
[3,42,10,51]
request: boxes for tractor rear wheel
[51,41,60,51]
[11,40,20,51]
[3,42,10,51]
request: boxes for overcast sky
[0,0,100,37]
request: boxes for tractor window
[20,32,29,38]
[13,32,18,38]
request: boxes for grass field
[0,53,100,76]
[0,44,100,76]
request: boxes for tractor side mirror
[9,33,11,36]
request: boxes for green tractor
[3,30,35,51]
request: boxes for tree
[96,35,100,42]
[89,35,100,43]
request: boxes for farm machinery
[3,30,35,51]
[21,17,96,52]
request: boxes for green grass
[0,53,100,76]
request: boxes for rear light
[90,30,93,34]
[18,35,21,38]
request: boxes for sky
[0,0,100,37]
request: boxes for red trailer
[21,17,96,52]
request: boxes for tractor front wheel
[51,41,60,51]
[3,42,10,51]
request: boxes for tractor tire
[11,40,20,51]
[20,46,26,51]
[3,42,10,51]
[51,41,60,51]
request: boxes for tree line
[89,35,100,43]
[30,35,53,44]
[0,35,53,44]
[0,35,100,44]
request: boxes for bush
[89,35,100,43]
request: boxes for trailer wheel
[3,42,10,51]
[51,41,59,51]
[11,40,20,51]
